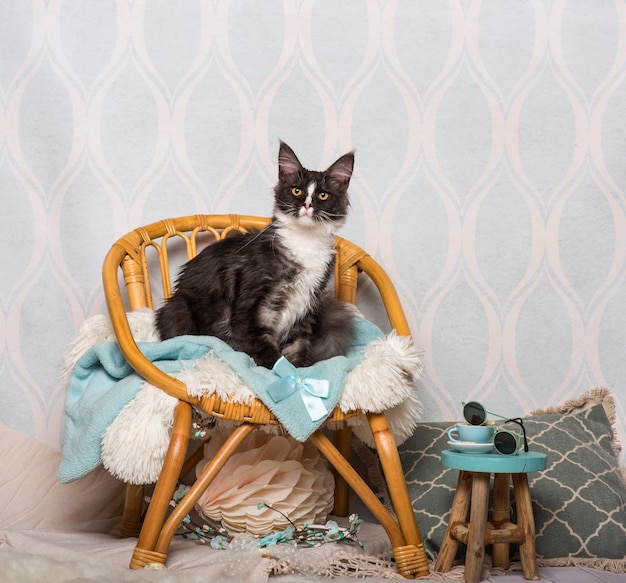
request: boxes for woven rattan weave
[102,214,429,578]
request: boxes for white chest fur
[268,215,335,336]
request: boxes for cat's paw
[281,340,312,368]
[250,340,282,369]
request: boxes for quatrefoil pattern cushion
[397,390,626,564]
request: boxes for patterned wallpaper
[1,1,625,465]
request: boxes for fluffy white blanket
[62,310,423,485]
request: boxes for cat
[155,141,357,369]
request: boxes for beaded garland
[149,484,364,550]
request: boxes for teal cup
[448,423,494,444]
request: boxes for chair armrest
[102,240,200,405]
[356,253,410,336]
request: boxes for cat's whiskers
[319,212,346,221]
[233,225,275,254]
[269,228,281,259]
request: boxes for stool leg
[464,472,490,583]
[492,473,511,569]
[434,470,472,573]
[512,473,540,581]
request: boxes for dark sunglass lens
[464,402,485,425]
[494,431,517,455]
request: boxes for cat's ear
[326,151,354,190]
[278,141,303,182]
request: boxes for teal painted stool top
[441,450,547,474]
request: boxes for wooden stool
[434,450,547,583]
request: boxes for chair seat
[198,391,362,424]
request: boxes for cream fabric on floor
[0,422,396,582]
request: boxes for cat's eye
[317,192,329,201]
[291,187,303,197]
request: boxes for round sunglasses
[462,401,529,455]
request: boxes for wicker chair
[102,214,429,578]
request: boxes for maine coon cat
[155,141,356,369]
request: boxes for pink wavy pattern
[0,1,624,463]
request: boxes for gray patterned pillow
[397,389,626,566]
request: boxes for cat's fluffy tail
[310,297,358,363]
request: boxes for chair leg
[130,401,192,569]
[310,421,430,579]
[310,430,404,542]
[512,473,540,581]
[332,425,352,516]
[120,483,145,538]
[154,423,257,557]
[366,414,424,545]
[179,442,206,480]
[366,413,430,578]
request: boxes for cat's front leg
[281,338,312,368]
[281,316,315,367]
[247,333,282,369]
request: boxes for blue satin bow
[267,357,330,422]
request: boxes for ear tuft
[326,151,354,190]
[278,141,303,181]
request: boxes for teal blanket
[59,318,383,483]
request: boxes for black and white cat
[155,141,356,369]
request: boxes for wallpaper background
[1,1,625,466]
